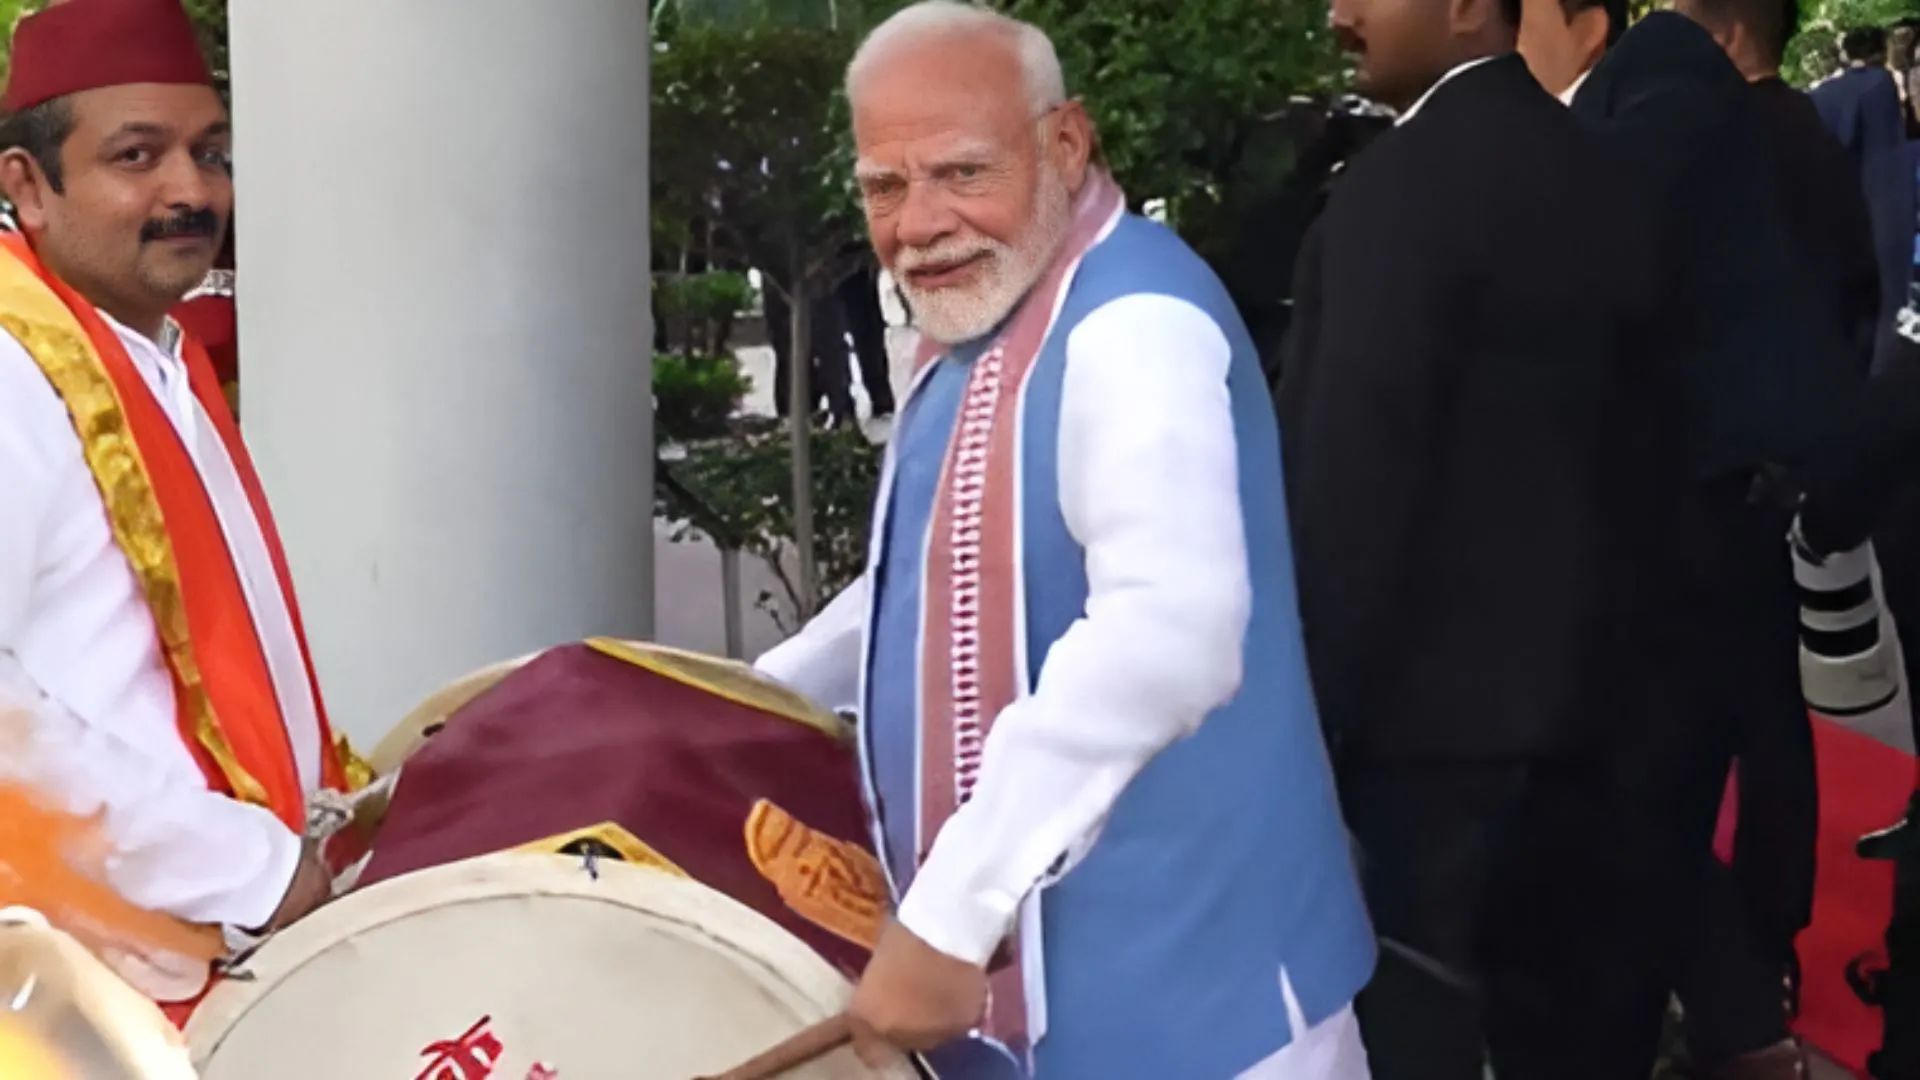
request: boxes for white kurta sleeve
[0,663,303,931]
[752,571,870,714]
[0,334,302,933]
[897,294,1253,965]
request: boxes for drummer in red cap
[0,0,366,1019]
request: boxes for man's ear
[0,149,54,233]
[1572,5,1612,70]
[1450,0,1483,36]
[1451,0,1509,40]
[1719,20,1749,63]
[1051,99,1094,194]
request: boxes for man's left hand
[847,917,988,1066]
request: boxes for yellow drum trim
[586,638,851,743]
[366,652,537,777]
[744,800,887,953]
[510,823,688,880]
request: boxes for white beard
[893,168,1074,347]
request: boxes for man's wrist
[235,832,309,937]
[894,863,1019,968]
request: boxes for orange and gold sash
[0,234,364,829]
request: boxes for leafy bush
[655,418,881,630]
[653,352,752,441]
[656,270,757,356]
[659,270,756,323]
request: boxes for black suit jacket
[1279,54,1661,762]
[1572,13,1855,483]
[1575,15,1841,941]
[1751,76,1883,379]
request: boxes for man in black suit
[1522,8,1861,1076]
[1278,0,1661,1072]
[1668,4,1888,1075]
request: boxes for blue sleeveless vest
[864,215,1375,1078]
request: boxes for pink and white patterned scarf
[910,167,1126,1055]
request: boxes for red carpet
[1792,716,1915,1076]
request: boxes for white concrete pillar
[227,1,654,746]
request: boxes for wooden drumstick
[694,1013,856,1080]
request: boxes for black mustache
[141,209,220,243]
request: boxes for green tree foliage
[652,14,872,615]
[179,0,230,89]
[0,0,41,90]
[652,19,862,307]
[656,420,882,630]
[985,0,1347,259]
[1784,0,1920,83]
[658,0,1347,261]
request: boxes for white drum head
[187,854,911,1080]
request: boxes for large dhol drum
[187,639,910,1080]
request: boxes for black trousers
[1341,753,1683,1080]
[1678,858,1795,1066]
[765,289,857,427]
[1652,489,1814,1068]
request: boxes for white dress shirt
[0,313,318,932]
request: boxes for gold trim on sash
[584,637,852,743]
[0,260,268,809]
[334,737,373,793]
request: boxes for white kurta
[0,312,321,932]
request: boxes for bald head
[845,1,1094,346]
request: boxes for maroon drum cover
[359,641,885,975]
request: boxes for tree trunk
[720,546,745,659]
[786,247,820,618]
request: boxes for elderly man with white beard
[752,3,1377,1078]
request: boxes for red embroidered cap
[1,0,213,115]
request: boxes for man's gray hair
[846,1,1067,115]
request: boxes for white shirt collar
[1396,54,1501,126]
[1558,67,1592,105]
[98,308,184,362]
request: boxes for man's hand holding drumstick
[845,917,991,1068]
[696,924,1011,1079]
